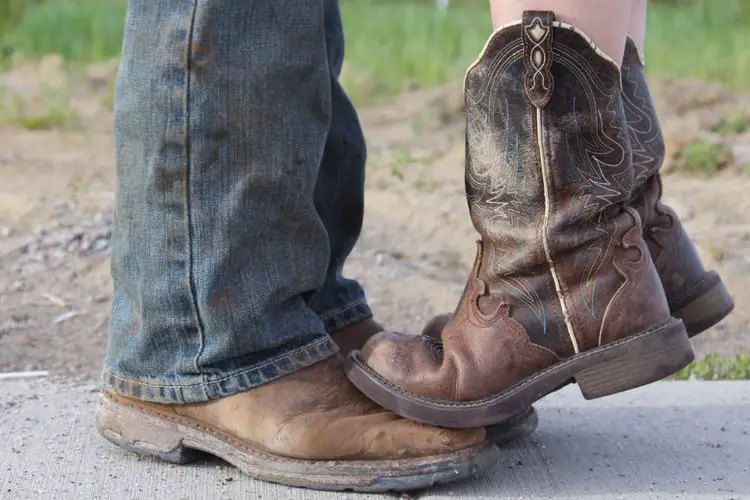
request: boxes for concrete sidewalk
[1,379,748,500]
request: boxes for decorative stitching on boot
[522,11,555,108]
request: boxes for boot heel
[95,393,208,464]
[575,319,694,400]
[672,275,734,338]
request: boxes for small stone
[90,238,110,252]
[0,227,11,238]
[65,234,84,251]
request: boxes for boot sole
[345,318,693,429]
[669,271,734,338]
[95,392,500,493]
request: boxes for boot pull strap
[522,10,555,108]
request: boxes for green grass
[11,104,77,130]
[2,0,750,103]
[673,139,732,177]
[1,0,126,63]
[645,1,750,89]
[672,353,750,381]
[339,0,489,103]
[716,112,750,137]
[0,84,81,130]
[342,0,750,100]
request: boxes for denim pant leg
[308,0,373,333]
[104,0,339,404]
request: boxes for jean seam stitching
[317,298,368,321]
[183,0,208,393]
[103,336,334,390]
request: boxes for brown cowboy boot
[420,37,733,439]
[622,38,734,336]
[345,12,695,428]
[95,353,496,493]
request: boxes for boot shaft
[465,12,633,278]
[621,38,669,256]
[461,12,671,359]
[621,37,666,189]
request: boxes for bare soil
[1,59,749,378]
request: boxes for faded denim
[104,0,371,404]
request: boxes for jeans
[103,0,371,404]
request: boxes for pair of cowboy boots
[346,11,734,428]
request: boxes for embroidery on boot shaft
[621,38,665,186]
[463,13,642,349]
[522,11,555,108]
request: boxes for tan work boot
[345,11,694,429]
[622,37,734,336]
[96,355,495,493]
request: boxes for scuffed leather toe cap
[359,331,450,400]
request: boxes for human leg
[97,0,496,490]
[308,0,380,353]
[489,0,632,62]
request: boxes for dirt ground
[1,59,749,378]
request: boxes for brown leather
[622,38,720,310]
[359,13,673,402]
[424,37,729,337]
[421,313,452,340]
[109,356,484,460]
[523,11,555,108]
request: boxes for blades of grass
[646,0,750,89]
[2,0,126,62]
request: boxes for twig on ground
[53,310,79,324]
[0,371,48,380]
[41,292,67,308]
